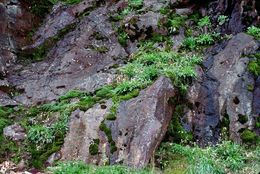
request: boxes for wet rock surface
[61,76,175,167]
[184,33,259,145]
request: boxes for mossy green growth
[89,139,100,155]
[99,121,117,153]
[128,0,143,9]
[240,129,257,143]
[59,90,85,101]
[118,28,129,47]
[166,104,193,144]
[256,117,260,128]
[247,84,254,92]
[248,53,260,76]
[29,136,64,168]
[238,114,248,124]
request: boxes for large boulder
[7,6,127,105]
[184,33,259,145]
[61,76,175,168]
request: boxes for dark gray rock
[184,33,259,145]
[61,76,175,168]
[30,0,97,48]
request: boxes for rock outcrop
[6,6,127,106]
[61,76,175,167]
[184,33,259,145]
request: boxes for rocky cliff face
[0,0,259,172]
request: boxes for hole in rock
[233,96,240,105]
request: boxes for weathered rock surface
[184,33,259,145]
[3,124,26,141]
[61,76,175,167]
[0,0,35,77]
[30,0,97,48]
[6,6,127,106]
[253,77,260,133]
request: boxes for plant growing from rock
[217,15,229,26]
[247,26,260,40]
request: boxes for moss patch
[89,139,100,155]
[240,129,257,143]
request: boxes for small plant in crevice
[247,26,260,39]
[217,15,229,26]
[247,53,260,77]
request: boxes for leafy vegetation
[217,15,229,26]
[247,26,260,40]
[248,53,260,76]
[116,46,202,92]
[157,141,260,174]
[48,161,153,174]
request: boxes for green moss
[89,139,100,155]
[29,136,64,168]
[247,84,254,92]
[240,129,257,143]
[59,90,85,101]
[99,121,117,154]
[95,86,114,98]
[93,46,109,53]
[256,117,260,128]
[118,30,129,47]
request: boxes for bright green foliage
[128,0,143,9]
[48,161,153,174]
[115,49,202,93]
[217,15,229,26]
[28,125,55,145]
[167,14,187,34]
[248,53,260,76]
[196,33,214,45]
[118,31,129,47]
[198,16,211,28]
[182,37,197,50]
[158,141,260,174]
[182,33,220,50]
[247,26,260,40]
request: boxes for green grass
[48,161,153,174]
[158,141,260,174]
